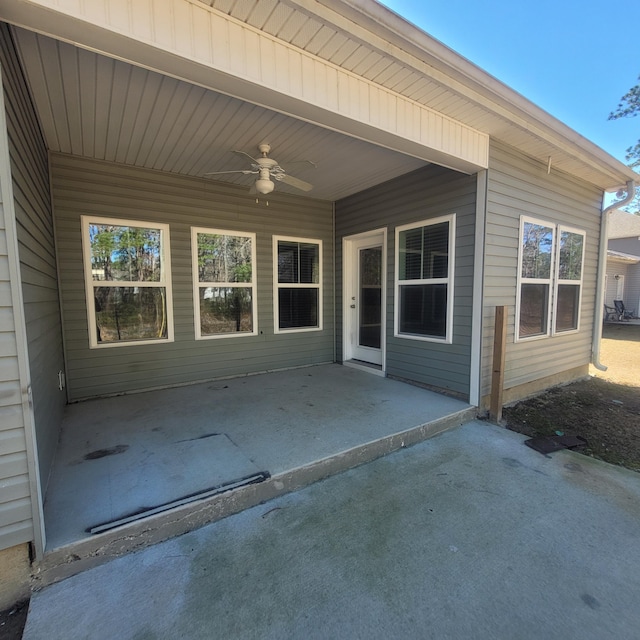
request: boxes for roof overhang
[308,0,638,189]
[0,0,635,194]
[607,250,640,264]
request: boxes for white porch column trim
[469,170,487,407]
[1,0,488,173]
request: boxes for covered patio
[40,364,474,578]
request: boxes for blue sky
[379,0,640,168]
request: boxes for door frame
[343,228,387,374]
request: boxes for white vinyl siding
[394,215,455,344]
[191,227,257,340]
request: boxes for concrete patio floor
[26,420,640,640]
[42,364,473,559]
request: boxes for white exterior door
[344,230,386,367]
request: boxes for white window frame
[515,216,555,342]
[552,225,585,336]
[273,235,323,334]
[191,227,258,340]
[81,215,174,349]
[394,214,456,344]
[515,216,586,342]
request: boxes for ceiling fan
[204,143,315,195]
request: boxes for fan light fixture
[255,168,275,194]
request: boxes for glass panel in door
[359,247,382,349]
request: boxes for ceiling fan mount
[257,143,272,156]
[204,144,315,195]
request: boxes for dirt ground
[504,323,640,472]
[0,600,28,640]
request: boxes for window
[394,215,455,343]
[273,236,322,332]
[192,228,257,339]
[517,218,554,339]
[554,227,585,334]
[81,216,173,348]
[516,217,585,340]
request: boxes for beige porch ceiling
[12,27,428,201]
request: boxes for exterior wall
[481,141,603,402]
[1,23,57,555]
[609,237,640,256]
[608,225,640,313]
[335,165,476,398]
[604,261,630,307]
[622,263,640,314]
[0,104,33,552]
[628,264,640,314]
[52,153,334,401]
[1,25,65,495]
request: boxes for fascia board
[291,0,638,186]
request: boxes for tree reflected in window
[192,229,256,338]
[82,218,173,347]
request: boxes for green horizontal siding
[52,153,335,400]
[482,141,603,396]
[1,22,66,550]
[336,165,477,397]
[9,31,66,487]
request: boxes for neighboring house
[0,0,636,604]
[605,210,640,316]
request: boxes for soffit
[200,0,636,190]
[12,28,427,201]
[3,0,633,191]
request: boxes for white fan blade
[203,170,257,176]
[284,160,317,169]
[232,150,260,164]
[278,174,313,192]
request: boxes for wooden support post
[490,306,507,423]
